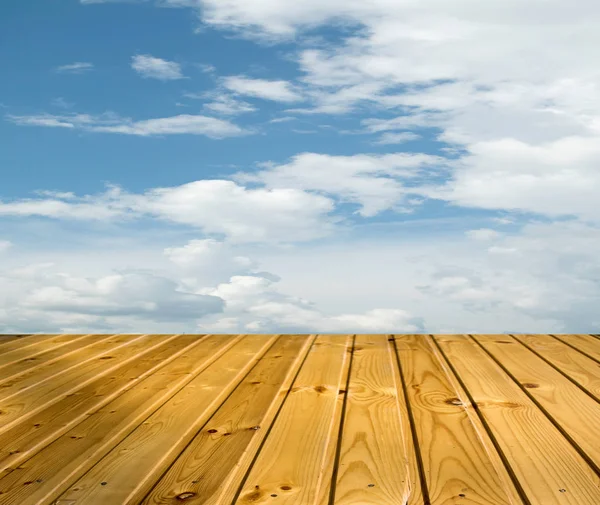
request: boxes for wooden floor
[0,335,599,505]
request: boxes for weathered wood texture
[0,334,598,505]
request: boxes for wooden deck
[0,334,599,505]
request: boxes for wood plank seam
[430,336,531,505]
[0,333,159,436]
[549,335,600,365]
[469,335,600,477]
[510,334,600,405]
[0,334,117,387]
[228,335,321,505]
[390,336,431,505]
[138,334,284,502]
[326,334,356,505]
[0,334,203,475]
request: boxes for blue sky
[1,0,599,333]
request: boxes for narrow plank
[0,333,116,387]
[55,335,277,505]
[331,334,417,505]
[396,335,520,505]
[436,334,600,505]
[139,335,313,505]
[552,334,600,362]
[514,334,600,401]
[0,334,242,505]
[0,334,164,433]
[387,336,425,505]
[0,334,94,368]
[0,334,204,474]
[233,334,353,505]
[473,335,600,472]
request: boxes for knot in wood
[176,492,197,501]
[445,397,463,406]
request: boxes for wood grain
[473,334,600,471]
[0,334,201,474]
[54,335,277,505]
[396,335,520,505]
[552,334,600,362]
[0,335,242,505]
[437,334,600,505]
[332,334,416,505]
[0,333,162,433]
[513,333,600,401]
[0,334,92,369]
[140,335,314,505]
[233,334,352,505]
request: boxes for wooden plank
[396,335,520,505]
[0,333,116,387]
[436,334,600,505]
[54,335,277,505]
[0,334,95,368]
[387,336,425,505]
[232,334,353,505]
[473,335,600,472]
[0,334,242,505]
[0,334,163,433]
[331,334,417,505]
[0,335,31,346]
[138,335,313,505]
[552,334,600,362]
[514,334,600,401]
[0,334,204,474]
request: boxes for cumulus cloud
[233,152,446,217]
[131,54,185,80]
[0,181,337,243]
[223,76,303,102]
[55,62,94,74]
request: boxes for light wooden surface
[0,334,599,505]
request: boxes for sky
[1,0,599,334]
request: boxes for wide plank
[0,334,242,505]
[396,335,520,505]
[233,334,353,505]
[0,334,202,474]
[332,334,417,505]
[473,334,600,472]
[513,334,600,401]
[0,334,164,432]
[55,334,277,505]
[436,334,600,505]
[141,334,314,505]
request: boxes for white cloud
[233,152,446,217]
[373,131,421,145]
[269,116,296,123]
[202,94,256,115]
[7,112,247,138]
[465,228,501,241]
[131,54,185,80]
[93,114,246,137]
[55,62,94,74]
[0,240,12,253]
[0,180,337,243]
[223,76,303,102]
